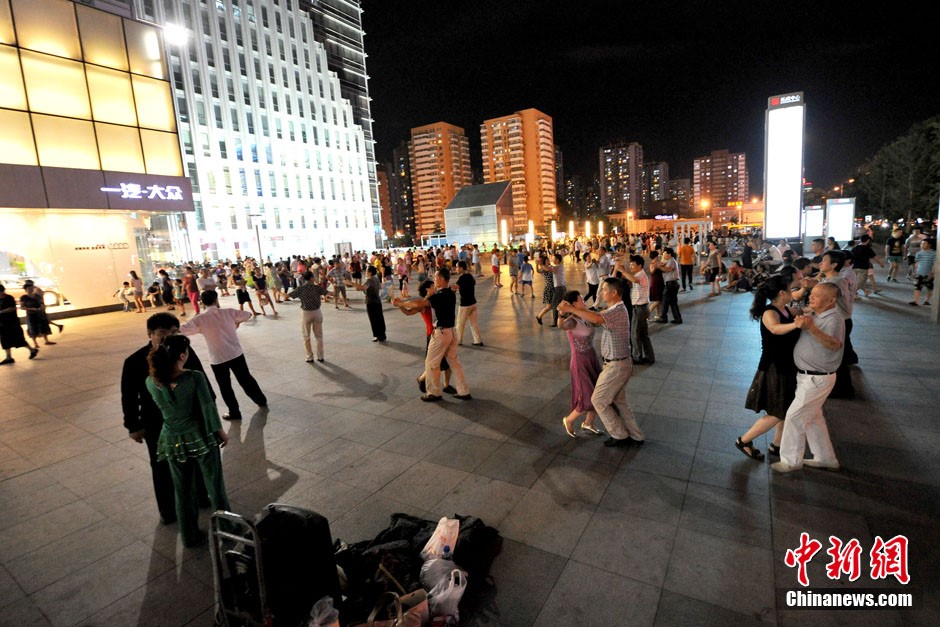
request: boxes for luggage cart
[210,511,274,627]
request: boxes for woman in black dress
[648,250,665,320]
[0,284,39,364]
[735,275,801,460]
[19,284,55,348]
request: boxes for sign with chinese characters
[785,533,909,587]
[100,183,185,201]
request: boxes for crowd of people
[9,224,931,546]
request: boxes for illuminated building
[389,140,414,236]
[693,149,749,215]
[376,166,392,240]
[480,108,556,230]
[408,122,472,237]
[642,161,669,217]
[0,0,194,311]
[124,0,380,258]
[599,140,643,215]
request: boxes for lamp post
[248,213,263,262]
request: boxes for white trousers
[456,304,482,344]
[423,328,469,397]
[779,373,839,469]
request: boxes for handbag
[352,590,429,627]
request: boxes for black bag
[255,503,341,627]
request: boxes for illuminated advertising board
[826,198,856,244]
[764,92,805,239]
[804,205,824,237]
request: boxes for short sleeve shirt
[428,289,457,328]
[598,302,631,360]
[456,273,476,306]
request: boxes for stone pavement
[1,263,938,626]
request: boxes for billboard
[804,205,824,237]
[826,198,856,244]
[764,93,805,239]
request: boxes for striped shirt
[599,301,632,360]
[288,282,328,310]
[915,249,936,276]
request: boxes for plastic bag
[428,569,467,622]
[420,517,459,561]
[420,556,454,591]
[308,596,340,627]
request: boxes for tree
[857,116,940,224]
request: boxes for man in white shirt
[180,290,267,420]
[616,255,655,365]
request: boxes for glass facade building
[0,0,194,311]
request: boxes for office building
[124,0,379,259]
[0,0,194,311]
[408,122,472,238]
[693,149,749,214]
[480,108,556,230]
[599,140,643,214]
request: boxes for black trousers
[680,264,694,289]
[584,282,599,306]
[366,302,386,340]
[211,354,267,419]
[660,281,682,322]
[551,285,567,325]
[833,318,856,397]
[631,303,655,362]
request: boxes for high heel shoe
[581,424,604,435]
[562,418,576,438]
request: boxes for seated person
[723,261,747,291]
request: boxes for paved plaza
[1,263,938,626]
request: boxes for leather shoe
[222,413,242,421]
[421,394,443,402]
[454,394,472,400]
[603,436,643,447]
[442,385,457,394]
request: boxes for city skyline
[362,0,939,194]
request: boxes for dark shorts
[915,275,934,291]
[706,268,720,282]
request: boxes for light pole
[248,213,263,262]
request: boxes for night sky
[361,0,938,195]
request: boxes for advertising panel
[826,198,856,244]
[764,93,805,239]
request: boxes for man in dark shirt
[454,261,483,346]
[418,268,470,401]
[354,266,386,341]
[289,270,329,362]
[121,313,213,524]
[850,234,883,297]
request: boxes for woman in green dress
[146,334,230,547]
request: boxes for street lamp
[248,213,263,261]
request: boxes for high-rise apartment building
[693,149,749,212]
[642,161,669,217]
[376,165,392,238]
[599,141,643,214]
[389,140,414,236]
[554,144,564,204]
[480,108,556,230]
[125,0,379,259]
[408,122,472,237]
[669,178,693,217]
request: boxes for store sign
[654,214,678,220]
[100,183,185,200]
